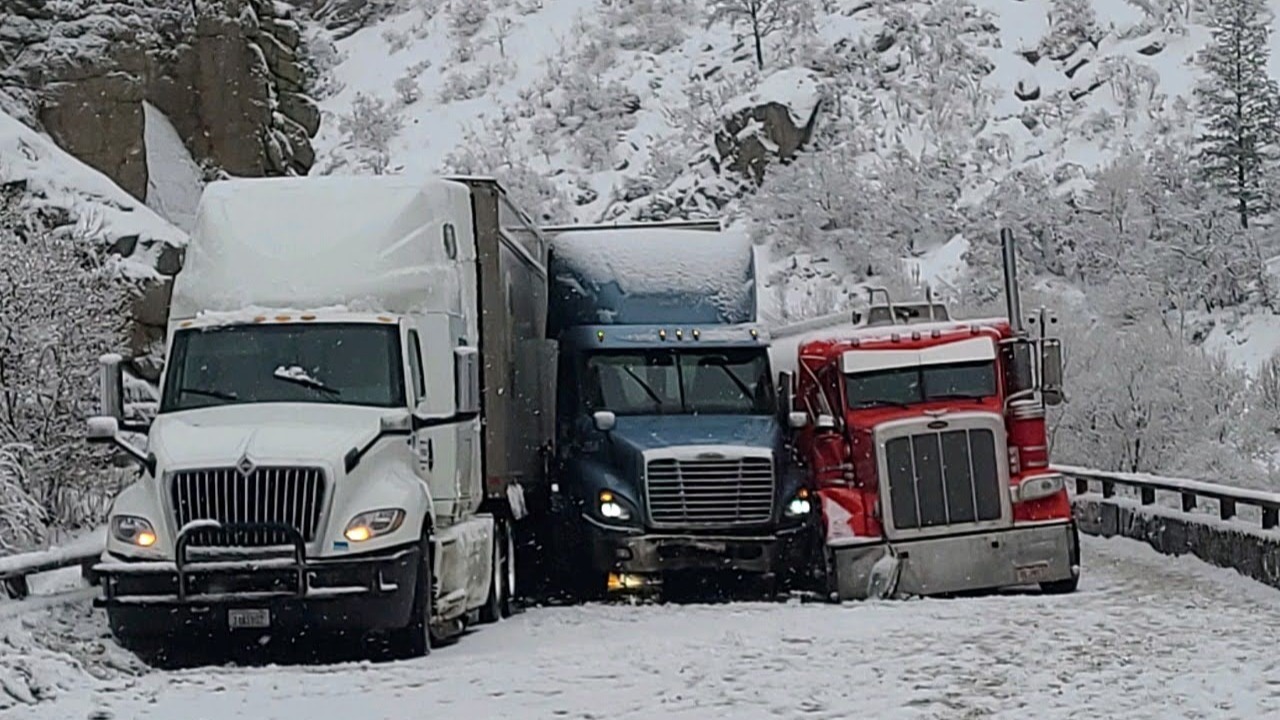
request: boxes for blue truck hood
[608,414,780,453]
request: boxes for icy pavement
[7,535,1280,719]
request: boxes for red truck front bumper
[828,520,1079,600]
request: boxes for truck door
[407,323,473,525]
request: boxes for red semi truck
[775,229,1080,600]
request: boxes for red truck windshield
[845,360,997,409]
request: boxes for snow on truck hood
[607,415,780,454]
[147,404,393,472]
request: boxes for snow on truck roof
[547,225,757,329]
[169,175,475,320]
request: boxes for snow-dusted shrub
[298,29,348,100]
[449,0,489,40]
[395,74,422,105]
[0,189,131,541]
[605,0,701,54]
[337,93,404,174]
[1040,0,1102,60]
[382,27,412,53]
[0,445,44,554]
[438,62,512,103]
[442,117,571,223]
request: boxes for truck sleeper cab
[87,175,554,659]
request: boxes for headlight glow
[112,516,157,547]
[785,497,812,517]
[598,491,631,520]
[344,508,406,542]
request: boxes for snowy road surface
[6,535,1280,719]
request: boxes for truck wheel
[480,520,513,623]
[392,535,434,659]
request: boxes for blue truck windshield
[583,348,772,416]
[844,360,997,410]
[161,323,406,413]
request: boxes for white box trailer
[87,174,556,660]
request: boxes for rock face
[1,0,323,364]
[2,0,321,199]
[716,100,823,186]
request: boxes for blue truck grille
[170,466,327,547]
[645,457,775,527]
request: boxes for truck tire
[480,520,513,623]
[391,534,434,659]
[1040,575,1080,594]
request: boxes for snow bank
[721,67,823,125]
[143,102,204,233]
[170,175,476,320]
[1202,313,1280,375]
[549,225,756,325]
[0,109,185,277]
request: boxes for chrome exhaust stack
[1000,228,1024,336]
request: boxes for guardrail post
[1102,480,1115,499]
[1075,478,1089,495]
[1220,498,1236,521]
[1264,507,1279,531]
[2,576,30,600]
[1140,487,1155,505]
[1181,493,1196,512]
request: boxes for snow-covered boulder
[715,68,824,185]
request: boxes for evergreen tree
[1194,0,1280,228]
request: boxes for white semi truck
[86,175,556,660]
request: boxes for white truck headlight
[111,516,157,547]
[598,490,631,520]
[785,491,813,517]
[344,509,406,542]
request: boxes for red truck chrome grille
[883,428,1002,530]
[170,466,327,547]
[645,457,775,527]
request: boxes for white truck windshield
[583,348,772,416]
[160,323,407,412]
[844,360,997,410]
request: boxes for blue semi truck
[544,221,811,597]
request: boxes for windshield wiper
[621,366,665,410]
[272,366,341,397]
[178,387,239,402]
[853,398,913,410]
[928,392,990,401]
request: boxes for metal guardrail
[0,534,103,600]
[1060,464,1280,530]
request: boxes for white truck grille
[170,466,327,547]
[645,456,775,527]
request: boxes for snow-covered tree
[707,0,814,70]
[0,189,132,543]
[1194,0,1280,228]
[1040,0,1101,60]
[336,93,404,174]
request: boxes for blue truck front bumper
[584,516,809,575]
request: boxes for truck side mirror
[454,346,481,415]
[593,410,617,433]
[777,371,795,415]
[1005,340,1034,393]
[787,411,808,429]
[1040,338,1064,406]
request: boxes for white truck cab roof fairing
[170,174,477,325]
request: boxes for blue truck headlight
[598,491,632,521]
[785,491,812,517]
[111,515,157,547]
[344,508,406,542]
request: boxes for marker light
[692,329,701,340]
[597,330,606,342]
[659,329,667,340]
[750,328,759,339]
[676,329,683,340]
[112,516,158,548]
[344,508,406,542]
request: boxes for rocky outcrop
[2,0,321,200]
[715,69,824,185]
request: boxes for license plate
[1015,562,1050,583]
[228,608,271,629]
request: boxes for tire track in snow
[8,535,1280,720]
